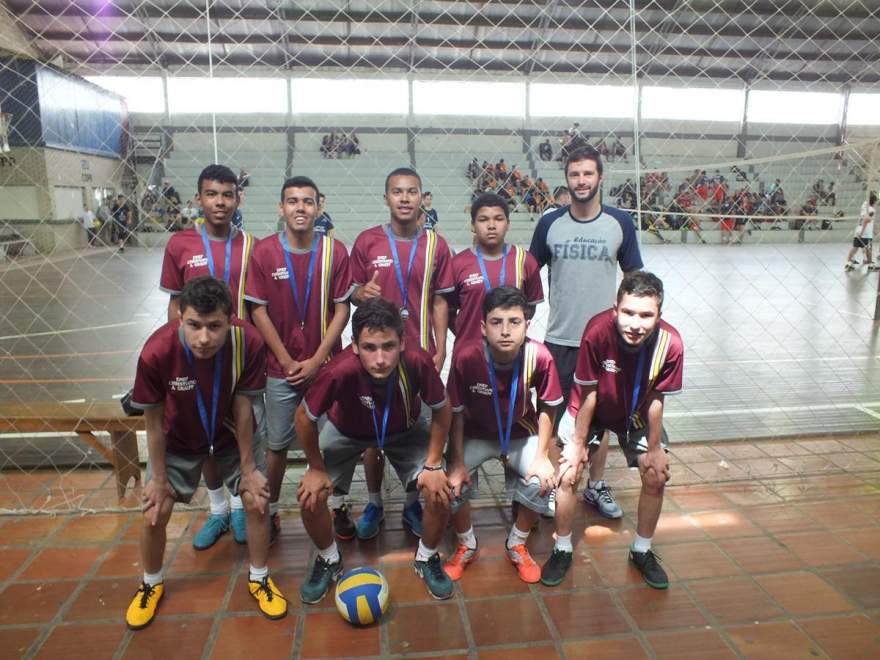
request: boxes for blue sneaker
[355,503,384,540]
[414,553,453,600]
[402,500,423,537]
[192,513,230,550]
[231,508,247,544]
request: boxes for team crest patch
[371,256,393,269]
[271,266,290,280]
[602,359,620,373]
[359,395,375,410]
[469,382,492,397]
[186,254,209,269]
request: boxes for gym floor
[0,241,878,657]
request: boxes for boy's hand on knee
[557,442,587,489]
[240,469,270,514]
[639,448,670,485]
[297,469,332,512]
[143,478,176,526]
[446,462,470,498]
[417,469,452,506]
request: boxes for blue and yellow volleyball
[334,567,390,625]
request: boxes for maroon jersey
[132,320,267,456]
[448,338,563,440]
[567,309,683,435]
[451,245,544,342]
[245,233,354,378]
[350,225,454,354]
[303,346,447,441]
[159,225,256,318]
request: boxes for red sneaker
[506,542,541,583]
[444,543,479,581]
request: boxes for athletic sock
[632,533,653,553]
[416,540,438,562]
[554,533,573,553]
[328,494,345,510]
[207,488,229,516]
[317,541,340,565]
[368,491,383,508]
[248,565,269,582]
[588,479,604,490]
[457,526,477,550]
[405,491,419,506]
[143,570,164,587]
[269,501,279,517]
[229,494,244,511]
[507,524,530,548]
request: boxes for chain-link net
[1,0,879,513]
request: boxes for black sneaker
[333,504,356,541]
[540,548,573,586]
[413,553,453,600]
[629,548,668,589]
[299,555,344,604]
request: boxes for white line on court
[854,405,880,422]
[0,321,139,341]
[691,354,880,367]
[666,401,880,418]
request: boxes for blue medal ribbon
[182,342,224,456]
[199,225,233,284]
[370,372,397,451]
[624,347,647,441]
[384,225,419,317]
[279,232,319,329]
[475,245,508,292]
[485,350,521,460]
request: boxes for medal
[384,225,419,322]
[370,372,397,451]
[486,348,521,461]
[400,308,410,320]
[279,232,319,330]
[199,225,233,284]
[475,244,509,292]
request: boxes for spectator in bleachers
[731,165,749,182]
[825,181,836,206]
[238,168,250,189]
[539,139,553,161]
[320,134,332,158]
[180,199,199,228]
[111,194,132,252]
[612,136,628,163]
[496,159,509,179]
[467,157,480,180]
[799,196,820,231]
[542,186,571,216]
[314,193,335,238]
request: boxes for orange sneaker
[506,542,541,583]
[443,543,478,581]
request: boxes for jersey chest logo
[169,376,196,392]
[186,254,209,269]
[602,359,620,374]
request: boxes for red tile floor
[1,434,879,659]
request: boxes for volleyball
[334,567,390,626]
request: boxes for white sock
[555,533,573,553]
[328,494,345,509]
[230,494,244,511]
[249,565,268,582]
[588,479,603,490]
[507,524,531,548]
[632,533,652,553]
[317,541,340,564]
[368,491,383,507]
[207,488,228,516]
[457,527,477,550]
[405,491,419,506]
[269,501,279,516]
[143,570,164,586]
[416,539,437,562]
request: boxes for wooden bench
[0,401,144,501]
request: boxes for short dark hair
[179,276,233,317]
[470,192,510,223]
[197,164,238,195]
[564,145,604,177]
[483,285,528,319]
[352,297,404,343]
[553,185,569,198]
[280,175,320,202]
[423,191,432,197]
[616,271,664,308]
[870,191,878,205]
[385,167,422,192]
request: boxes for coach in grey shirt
[529,144,643,519]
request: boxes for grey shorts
[319,408,432,494]
[447,435,551,516]
[251,394,269,474]
[264,377,303,452]
[557,409,669,469]
[146,449,241,504]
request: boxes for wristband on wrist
[422,463,444,471]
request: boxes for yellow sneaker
[125,582,164,630]
[248,576,288,620]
